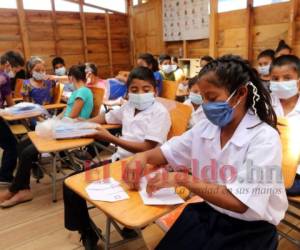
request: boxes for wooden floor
[0,159,300,249]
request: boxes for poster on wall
[163,0,209,42]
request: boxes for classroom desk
[28,131,94,202]
[65,160,180,250]
[44,103,67,110]
[0,111,42,122]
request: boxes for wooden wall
[131,0,300,65]
[0,8,131,78]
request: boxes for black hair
[138,53,159,72]
[275,40,292,54]
[85,63,98,76]
[198,54,277,130]
[68,64,86,82]
[257,49,275,61]
[52,57,65,69]
[158,54,171,65]
[201,55,214,63]
[171,56,178,64]
[0,51,25,67]
[270,55,300,76]
[126,66,157,89]
[188,76,199,89]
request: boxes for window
[218,0,247,13]
[133,0,139,6]
[0,0,16,9]
[55,0,79,12]
[85,0,126,13]
[23,0,52,10]
[253,0,289,7]
[83,5,105,13]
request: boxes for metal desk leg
[105,217,112,250]
[52,152,57,202]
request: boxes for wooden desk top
[28,131,94,153]
[1,111,42,121]
[102,124,122,130]
[44,103,67,110]
[65,160,179,229]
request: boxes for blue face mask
[189,92,203,105]
[202,90,241,127]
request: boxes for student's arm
[91,127,159,153]
[68,98,84,119]
[124,148,248,213]
[87,113,106,124]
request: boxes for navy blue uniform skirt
[156,202,278,250]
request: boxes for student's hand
[45,75,57,81]
[123,153,147,190]
[92,127,113,142]
[146,172,188,196]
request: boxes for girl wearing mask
[257,49,275,91]
[183,76,205,128]
[62,67,171,250]
[22,56,53,105]
[270,54,300,195]
[124,55,287,249]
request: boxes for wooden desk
[0,111,42,122]
[44,103,67,110]
[65,160,180,249]
[28,131,94,202]
[102,124,122,130]
[28,131,94,153]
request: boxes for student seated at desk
[270,55,300,195]
[124,55,288,250]
[63,66,171,250]
[257,49,275,91]
[0,64,93,208]
[137,53,163,95]
[183,76,205,128]
[158,54,176,81]
[0,51,25,186]
[22,56,54,105]
[85,63,107,99]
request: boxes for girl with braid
[124,55,288,250]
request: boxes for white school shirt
[271,94,300,119]
[105,100,171,160]
[183,99,205,128]
[160,112,288,225]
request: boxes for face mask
[270,80,299,99]
[55,67,66,76]
[189,92,203,105]
[202,90,241,127]
[32,71,46,81]
[162,65,176,74]
[257,64,270,76]
[128,92,155,111]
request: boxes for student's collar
[201,111,262,147]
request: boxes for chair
[13,78,24,102]
[161,80,180,100]
[90,87,105,118]
[156,97,192,139]
[53,82,64,104]
[277,117,300,247]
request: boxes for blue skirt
[156,202,278,250]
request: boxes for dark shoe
[121,227,138,239]
[32,164,44,180]
[80,228,99,250]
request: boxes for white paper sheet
[85,178,129,202]
[139,176,184,206]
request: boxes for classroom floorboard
[0,154,299,249]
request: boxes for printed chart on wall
[163,0,209,42]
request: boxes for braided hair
[198,54,277,130]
